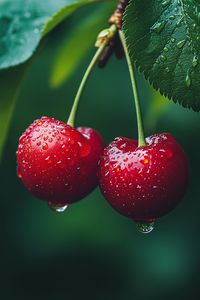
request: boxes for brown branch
[98,0,129,68]
[109,0,129,29]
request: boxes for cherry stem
[67,25,117,127]
[119,30,146,147]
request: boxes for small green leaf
[0,0,98,69]
[0,65,27,160]
[123,0,200,111]
[50,6,111,87]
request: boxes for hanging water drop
[48,203,68,213]
[17,167,22,178]
[135,221,155,234]
[185,71,191,88]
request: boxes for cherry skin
[16,116,105,208]
[98,133,189,225]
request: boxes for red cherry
[16,116,105,209]
[98,133,189,231]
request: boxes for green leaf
[50,6,112,87]
[123,0,200,111]
[42,1,92,36]
[0,0,96,69]
[0,65,27,160]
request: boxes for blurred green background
[1,3,200,300]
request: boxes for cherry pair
[17,116,188,231]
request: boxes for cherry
[16,116,105,209]
[98,133,189,232]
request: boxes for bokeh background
[1,3,200,300]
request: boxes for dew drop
[43,135,48,141]
[160,54,167,62]
[163,47,169,52]
[192,23,196,30]
[162,0,171,7]
[17,167,22,178]
[141,157,149,165]
[24,12,31,18]
[176,40,185,49]
[34,28,39,34]
[42,143,48,150]
[192,55,198,67]
[169,15,176,20]
[48,203,68,213]
[165,67,170,73]
[136,221,155,234]
[185,71,191,88]
[150,21,166,33]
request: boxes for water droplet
[160,54,167,62]
[42,143,48,150]
[176,40,185,49]
[17,167,22,178]
[141,157,149,165]
[151,21,166,33]
[162,0,171,7]
[136,221,155,234]
[34,28,39,34]
[165,67,170,73]
[48,203,68,213]
[24,12,31,18]
[192,55,198,67]
[163,47,169,52]
[171,37,176,43]
[43,135,48,141]
[192,23,196,30]
[185,71,191,88]
[169,15,176,20]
